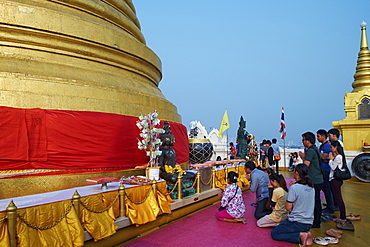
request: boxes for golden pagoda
[333,21,370,152]
[0,0,189,198]
[0,0,180,121]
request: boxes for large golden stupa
[333,21,370,152]
[0,0,189,198]
[0,0,180,121]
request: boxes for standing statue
[237,116,249,159]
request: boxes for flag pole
[226,109,228,160]
[283,138,286,169]
[226,129,229,159]
[279,107,286,171]
[219,109,230,160]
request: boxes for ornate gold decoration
[119,184,126,217]
[177,175,182,199]
[0,169,144,199]
[188,139,212,143]
[333,21,370,151]
[352,21,370,91]
[6,201,16,247]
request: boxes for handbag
[218,186,238,211]
[333,165,351,180]
[273,155,281,161]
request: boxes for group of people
[288,152,300,171]
[259,138,282,171]
[215,128,353,247]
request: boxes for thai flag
[279,107,286,139]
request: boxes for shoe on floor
[323,237,339,244]
[326,229,341,238]
[330,229,343,234]
[333,218,342,222]
[322,214,337,220]
[322,208,334,214]
[346,213,361,221]
[313,237,329,246]
[321,216,331,222]
[336,220,354,231]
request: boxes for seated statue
[159,121,195,189]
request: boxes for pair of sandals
[346,213,361,221]
[313,236,339,246]
[326,228,342,238]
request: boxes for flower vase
[146,165,160,180]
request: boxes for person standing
[229,142,236,159]
[272,138,281,173]
[299,132,324,228]
[328,141,354,231]
[235,141,240,159]
[271,164,314,246]
[288,153,295,171]
[316,129,335,214]
[265,140,274,168]
[328,128,344,148]
[328,128,343,211]
[245,161,272,219]
[259,140,269,168]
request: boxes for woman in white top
[328,140,353,230]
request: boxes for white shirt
[328,154,345,181]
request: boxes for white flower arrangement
[136,111,164,167]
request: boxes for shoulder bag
[274,154,281,160]
[334,163,351,180]
[218,186,239,211]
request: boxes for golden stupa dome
[0,0,181,122]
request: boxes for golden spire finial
[360,21,368,49]
[352,21,370,91]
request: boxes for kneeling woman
[215,171,246,223]
[271,164,314,247]
[257,173,288,227]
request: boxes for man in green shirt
[299,132,324,228]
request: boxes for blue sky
[133,1,369,145]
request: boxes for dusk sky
[133,1,369,145]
